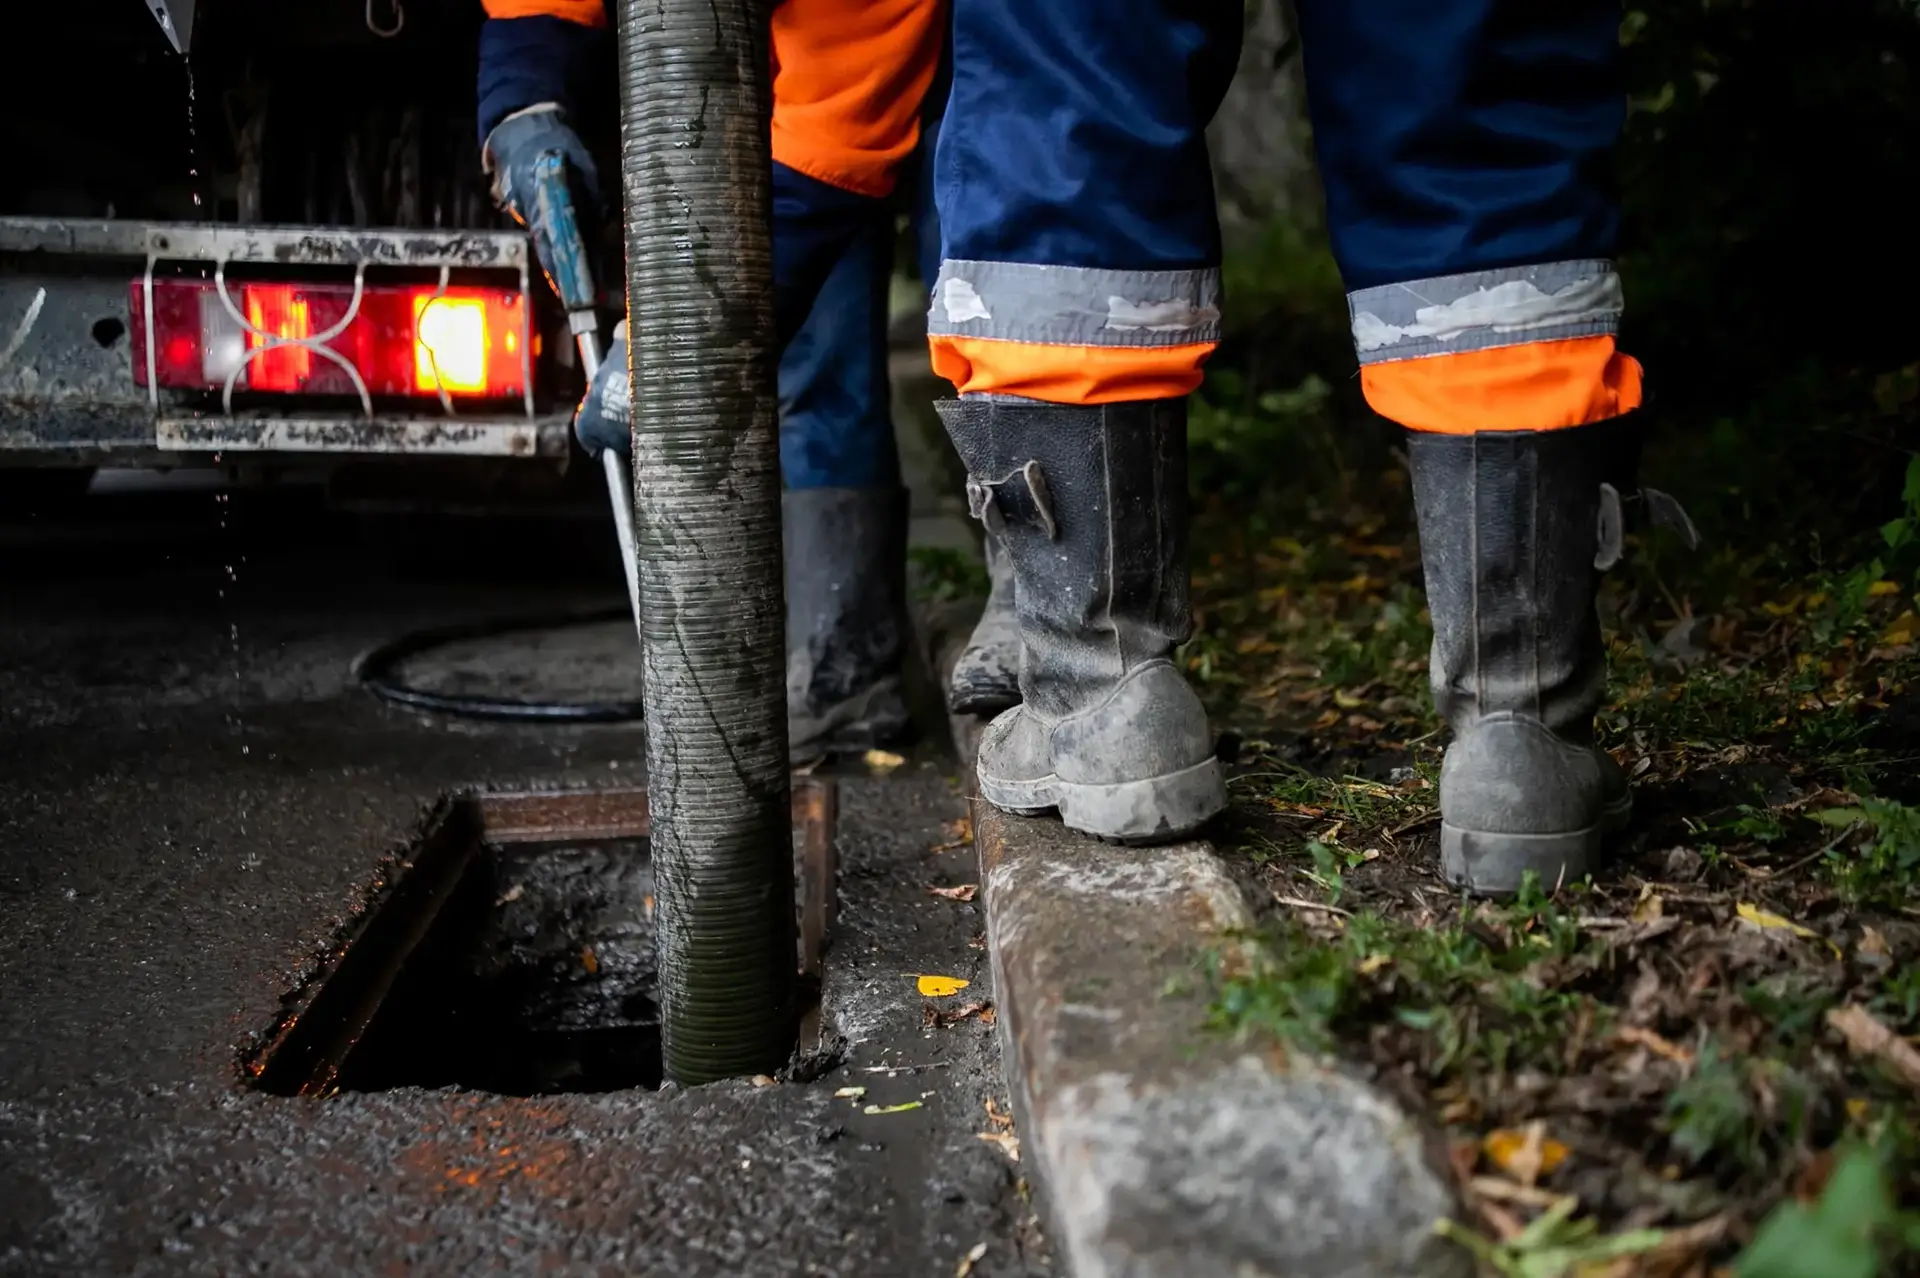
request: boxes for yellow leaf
[834,1086,867,1100]
[1357,953,1393,976]
[917,974,971,997]
[1332,689,1366,709]
[864,749,907,774]
[1482,1125,1569,1182]
[1882,611,1919,647]
[1736,902,1842,959]
[1846,1097,1870,1123]
[1870,580,1902,597]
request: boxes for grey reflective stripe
[1347,260,1623,365]
[927,259,1222,348]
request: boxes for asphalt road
[0,477,1047,1276]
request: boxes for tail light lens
[129,279,530,400]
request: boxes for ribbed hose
[615,0,796,1083]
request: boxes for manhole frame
[246,778,837,1097]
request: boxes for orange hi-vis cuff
[925,260,1221,405]
[1348,261,1644,434]
[771,0,946,200]
[482,0,606,27]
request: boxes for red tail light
[129,279,530,400]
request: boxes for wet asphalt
[0,481,1047,1276]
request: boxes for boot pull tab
[1643,486,1701,550]
[1593,482,1702,572]
[1595,483,1625,572]
[966,461,1059,541]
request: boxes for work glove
[481,103,605,305]
[575,321,631,459]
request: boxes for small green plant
[1437,1197,1665,1278]
[1813,795,1920,903]
[1735,1146,1920,1278]
[1666,1040,1757,1168]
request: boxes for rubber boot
[937,398,1225,843]
[1409,422,1636,895]
[785,487,912,764]
[946,529,1021,716]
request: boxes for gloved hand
[575,321,631,459]
[481,103,604,304]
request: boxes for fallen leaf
[494,883,525,905]
[985,1097,1014,1130]
[930,815,975,853]
[833,1086,867,1100]
[1793,1149,1837,1202]
[1736,902,1843,958]
[864,748,907,775]
[1882,611,1920,647]
[979,1005,997,1026]
[1870,579,1902,597]
[1859,925,1893,963]
[1846,1097,1870,1123]
[1482,1123,1568,1187]
[1632,890,1665,923]
[750,1074,777,1087]
[930,883,979,903]
[580,947,599,975]
[924,1000,993,1028]
[863,1101,924,1115]
[1357,953,1393,976]
[1467,1176,1563,1209]
[1827,1003,1920,1090]
[976,1131,1021,1161]
[1616,1025,1696,1069]
[917,974,971,998]
[955,1242,988,1277]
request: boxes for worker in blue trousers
[475,0,1019,764]
[484,0,1677,897]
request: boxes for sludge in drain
[339,835,663,1096]
[243,783,836,1098]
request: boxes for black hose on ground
[353,608,646,723]
[615,0,796,1082]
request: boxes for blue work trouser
[924,0,1641,432]
[776,73,945,490]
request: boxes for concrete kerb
[975,804,1473,1278]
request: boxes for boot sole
[947,671,1021,718]
[979,756,1227,845]
[1442,789,1633,896]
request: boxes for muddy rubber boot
[1409,423,1636,895]
[785,487,912,764]
[946,529,1021,716]
[937,398,1225,843]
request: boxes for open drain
[244,783,838,1097]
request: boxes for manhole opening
[244,783,837,1098]
[341,834,663,1096]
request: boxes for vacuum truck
[0,0,596,507]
